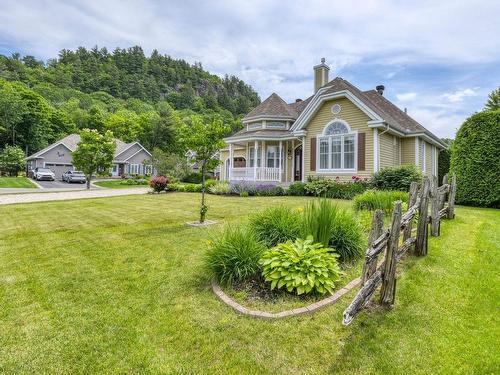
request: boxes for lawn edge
[212,277,361,319]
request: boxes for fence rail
[343,174,457,325]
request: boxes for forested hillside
[0,46,260,155]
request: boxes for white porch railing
[230,167,282,182]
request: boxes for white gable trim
[27,142,73,160]
[115,142,152,159]
[122,147,152,161]
[291,89,383,133]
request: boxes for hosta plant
[259,236,343,295]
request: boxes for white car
[33,167,56,181]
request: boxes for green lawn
[94,179,149,188]
[0,193,498,374]
[0,176,37,188]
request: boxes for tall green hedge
[450,110,500,207]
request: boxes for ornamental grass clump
[301,199,364,261]
[353,190,408,213]
[208,181,231,195]
[260,236,343,295]
[250,206,301,247]
[205,225,265,286]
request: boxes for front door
[294,145,302,181]
[118,164,125,176]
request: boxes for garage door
[45,164,73,180]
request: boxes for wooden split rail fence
[343,174,457,325]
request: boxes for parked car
[62,170,87,183]
[33,167,55,181]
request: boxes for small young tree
[179,116,229,223]
[72,129,116,189]
[0,145,26,176]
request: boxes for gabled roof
[26,134,148,160]
[295,77,446,147]
[242,93,297,121]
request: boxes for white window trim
[248,146,262,168]
[421,142,426,173]
[265,145,284,168]
[130,164,139,174]
[316,120,357,172]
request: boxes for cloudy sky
[1,0,499,138]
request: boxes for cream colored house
[220,59,446,183]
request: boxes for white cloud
[0,0,498,139]
[396,92,417,102]
[441,88,478,103]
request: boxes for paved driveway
[35,179,88,189]
[0,187,150,205]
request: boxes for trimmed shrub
[205,225,265,286]
[305,176,368,199]
[370,165,421,191]
[208,181,231,195]
[354,190,408,213]
[182,172,203,184]
[438,142,452,184]
[450,110,500,207]
[149,176,169,193]
[250,206,301,247]
[240,191,249,197]
[260,236,343,295]
[301,199,364,261]
[287,182,307,196]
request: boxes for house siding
[425,140,433,177]
[379,133,400,170]
[304,97,373,181]
[401,137,416,165]
[115,143,142,161]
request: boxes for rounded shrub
[370,165,421,191]
[149,176,169,193]
[205,225,265,286]
[287,182,307,196]
[450,110,500,207]
[250,206,301,247]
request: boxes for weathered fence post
[430,175,440,236]
[380,201,402,307]
[415,177,430,256]
[403,181,419,242]
[361,210,384,285]
[447,175,457,219]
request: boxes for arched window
[324,120,349,135]
[318,119,356,171]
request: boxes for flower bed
[206,200,367,312]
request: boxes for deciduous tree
[72,129,116,189]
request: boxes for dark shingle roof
[321,77,434,135]
[242,93,297,121]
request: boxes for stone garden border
[212,277,361,319]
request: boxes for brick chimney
[314,58,330,93]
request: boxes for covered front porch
[222,137,304,183]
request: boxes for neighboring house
[220,58,446,183]
[26,134,154,179]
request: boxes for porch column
[279,140,282,182]
[261,140,265,180]
[254,140,258,180]
[301,136,306,182]
[228,143,233,181]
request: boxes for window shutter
[357,132,365,171]
[310,137,316,171]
